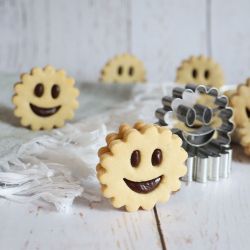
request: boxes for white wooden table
[0,75,250,250]
[1,157,249,250]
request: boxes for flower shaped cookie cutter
[155,84,234,183]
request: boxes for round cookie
[234,126,250,156]
[176,55,224,88]
[229,78,250,155]
[100,54,146,84]
[13,65,79,131]
[229,79,250,127]
[97,121,187,212]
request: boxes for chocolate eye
[128,66,134,76]
[204,70,210,79]
[117,66,123,75]
[51,84,60,99]
[130,150,141,167]
[151,149,163,166]
[246,107,250,118]
[192,69,198,79]
[34,83,44,97]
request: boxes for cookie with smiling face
[100,54,146,84]
[229,78,250,155]
[13,65,79,131]
[229,79,250,127]
[176,55,224,88]
[97,122,187,212]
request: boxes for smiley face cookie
[229,78,250,155]
[13,65,79,131]
[176,55,224,88]
[100,54,146,84]
[97,121,187,212]
[229,79,250,127]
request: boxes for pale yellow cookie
[13,65,79,131]
[230,79,250,127]
[97,121,187,212]
[235,126,250,155]
[176,55,224,88]
[100,54,146,84]
[229,78,250,155]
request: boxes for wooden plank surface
[131,0,208,82]
[0,0,209,84]
[211,0,250,85]
[0,199,162,250]
[1,0,250,85]
[0,0,129,82]
[156,145,250,250]
[1,147,250,250]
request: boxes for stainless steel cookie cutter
[155,84,234,183]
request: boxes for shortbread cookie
[229,79,250,127]
[234,126,250,155]
[176,55,224,88]
[100,54,146,84]
[13,65,79,131]
[97,121,187,212]
[229,78,250,155]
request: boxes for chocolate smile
[30,103,61,117]
[123,175,163,194]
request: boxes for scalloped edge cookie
[176,55,224,88]
[97,121,187,212]
[100,54,146,84]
